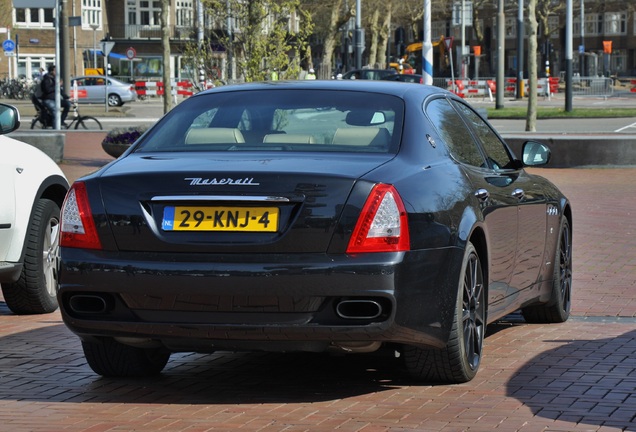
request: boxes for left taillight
[347,184,410,254]
[60,182,102,250]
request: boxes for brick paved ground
[1,135,634,431]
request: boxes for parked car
[341,68,398,80]
[58,81,572,383]
[382,73,424,83]
[0,103,69,314]
[69,75,137,106]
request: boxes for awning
[86,49,127,60]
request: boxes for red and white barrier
[631,79,636,93]
[134,80,202,99]
[447,78,559,100]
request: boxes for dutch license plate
[162,206,279,232]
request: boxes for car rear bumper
[58,247,463,352]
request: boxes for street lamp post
[90,23,99,70]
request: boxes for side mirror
[522,141,551,166]
[0,103,21,134]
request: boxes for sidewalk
[0,133,634,432]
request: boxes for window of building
[140,1,161,26]
[127,0,137,25]
[584,14,602,36]
[432,21,447,38]
[18,55,55,80]
[611,49,626,73]
[505,17,516,39]
[176,0,193,27]
[13,7,54,28]
[82,0,102,29]
[604,12,626,36]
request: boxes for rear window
[134,89,404,154]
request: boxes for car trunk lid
[96,153,392,253]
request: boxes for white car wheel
[2,198,60,314]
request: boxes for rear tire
[522,217,572,323]
[403,242,485,383]
[75,116,103,130]
[82,338,170,377]
[2,199,60,314]
[108,94,122,107]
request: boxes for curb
[503,133,636,167]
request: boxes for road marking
[615,121,636,133]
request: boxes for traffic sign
[2,39,15,52]
[126,47,136,60]
[100,41,115,56]
[444,37,454,51]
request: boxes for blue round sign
[2,40,15,52]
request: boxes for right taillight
[60,182,102,250]
[347,184,410,254]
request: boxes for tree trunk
[377,1,392,69]
[319,0,347,79]
[368,9,380,67]
[525,0,538,132]
[161,0,172,114]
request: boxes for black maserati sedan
[58,80,572,383]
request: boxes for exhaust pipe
[335,299,383,320]
[68,294,110,314]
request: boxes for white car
[0,103,69,314]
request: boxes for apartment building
[1,1,634,84]
[414,4,635,78]
[0,0,210,83]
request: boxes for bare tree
[192,0,312,82]
[301,0,354,79]
[368,7,380,67]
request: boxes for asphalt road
[7,92,636,134]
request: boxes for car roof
[73,75,122,81]
[194,80,449,100]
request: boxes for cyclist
[40,65,70,125]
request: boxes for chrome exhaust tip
[68,294,110,314]
[335,299,383,320]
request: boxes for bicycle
[30,99,103,130]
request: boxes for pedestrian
[40,65,70,125]
[305,68,316,80]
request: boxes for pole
[7,29,11,80]
[565,0,573,111]
[516,0,524,99]
[104,55,109,113]
[496,0,505,108]
[54,0,61,129]
[460,0,465,79]
[354,0,362,69]
[579,0,584,76]
[422,0,433,85]
[61,0,70,101]
[91,24,98,70]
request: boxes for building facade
[1,1,634,84]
